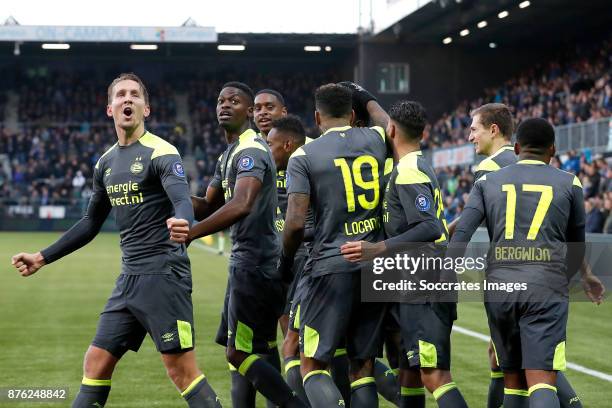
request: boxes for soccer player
[452,103,588,408]
[280,83,389,407]
[170,82,306,408]
[341,100,468,408]
[266,114,311,404]
[338,81,401,406]
[450,118,586,408]
[11,73,221,408]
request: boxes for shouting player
[11,73,221,408]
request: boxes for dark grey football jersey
[383,151,448,243]
[286,125,388,276]
[94,131,192,275]
[210,129,279,273]
[473,145,517,181]
[465,160,585,289]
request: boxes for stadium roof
[372,0,611,46]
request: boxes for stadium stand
[0,37,610,232]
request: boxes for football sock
[556,372,582,408]
[432,382,468,408]
[529,384,560,408]
[239,355,306,408]
[182,375,222,408]
[330,351,351,406]
[374,360,399,405]
[72,377,111,408]
[487,370,505,408]
[350,377,378,408]
[284,357,308,404]
[503,388,529,408]
[400,387,425,408]
[262,347,282,408]
[303,370,345,407]
[230,364,256,408]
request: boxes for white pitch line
[453,325,612,382]
[193,242,612,383]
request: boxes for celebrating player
[171,82,306,408]
[450,118,586,408]
[280,83,389,407]
[11,73,221,408]
[454,103,591,408]
[266,114,312,404]
[341,100,469,408]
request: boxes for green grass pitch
[1,232,610,407]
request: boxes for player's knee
[83,346,118,379]
[399,368,423,388]
[282,332,299,358]
[226,347,246,368]
[349,358,374,382]
[420,368,452,392]
[165,363,187,386]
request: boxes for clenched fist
[11,252,46,277]
[167,217,190,244]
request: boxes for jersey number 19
[334,155,380,212]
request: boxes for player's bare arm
[580,260,605,305]
[282,192,310,260]
[176,176,262,243]
[191,185,225,221]
[278,192,309,282]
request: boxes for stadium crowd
[1,39,611,233]
[424,37,612,149]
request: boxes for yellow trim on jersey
[139,132,180,159]
[305,136,314,144]
[476,158,501,173]
[573,176,582,188]
[290,147,307,158]
[517,159,547,165]
[384,158,394,176]
[323,125,351,135]
[228,129,268,166]
[395,151,431,185]
[370,126,385,142]
[476,174,487,183]
[94,143,118,169]
[239,128,258,141]
[490,145,514,159]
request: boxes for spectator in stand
[585,198,605,233]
